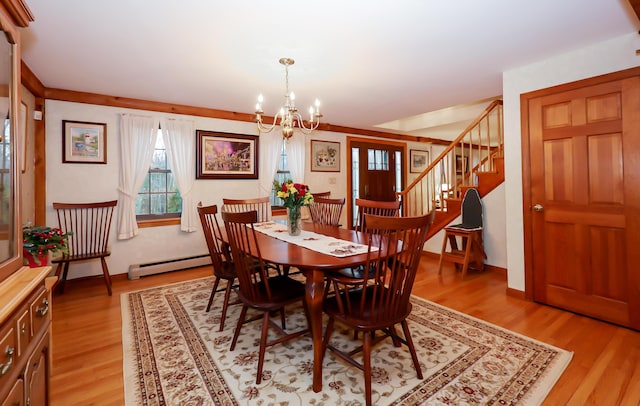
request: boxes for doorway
[347,138,405,229]
[522,67,640,330]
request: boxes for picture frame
[196,130,259,179]
[62,120,107,164]
[310,140,340,172]
[455,154,469,174]
[409,149,429,173]
[19,101,27,173]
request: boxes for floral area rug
[121,277,572,405]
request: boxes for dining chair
[309,197,345,227]
[322,211,433,406]
[311,191,331,199]
[222,196,272,223]
[52,200,118,295]
[354,198,401,233]
[197,203,239,331]
[221,210,310,385]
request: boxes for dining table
[231,220,375,393]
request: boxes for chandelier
[255,57,322,140]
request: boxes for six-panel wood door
[527,74,640,330]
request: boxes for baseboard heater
[128,254,211,280]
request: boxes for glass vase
[287,206,302,236]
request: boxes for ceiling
[19,1,640,138]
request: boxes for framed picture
[20,102,27,173]
[196,130,259,179]
[455,155,469,174]
[409,149,429,173]
[310,140,340,172]
[62,120,107,164]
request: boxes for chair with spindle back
[52,200,117,295]
[354,198,401,233]
[309,197,345,227]
[222,196,272,223]
[311,191,331,199]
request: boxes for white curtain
[258,132,284,196]
[287,135,305,183]
[162,118,196,232]
[117,114,159,240]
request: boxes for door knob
[533,204,544,212]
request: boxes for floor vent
[128,254,211,280]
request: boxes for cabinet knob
[0,346,14,376]
[36,298,49,317]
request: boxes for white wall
[45,100,354,279]
[502,32,640,291]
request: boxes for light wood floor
[49,257,640,405]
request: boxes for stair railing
[397,100,503,217]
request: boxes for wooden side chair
[311,191,331,199]
[438,188,487,278]
[221,210,309,385]
[309,197,345,226]
[354,198,401,233]
[222,196,272,223]
[322,212,433,406]
[197,203,239,331]
[52,200,117,295]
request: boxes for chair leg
[207,277,221,313]
[322,317,335,359]
[230,305,248,351]
[437,232,449,275]
[256,311,271,385]
[461,235,473,278]
[363,329,373,406]
[59,262,71,293]
[401,320,423,379]
[100,257,112,296]
[219,280,234,332]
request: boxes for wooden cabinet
[0,267,53,406]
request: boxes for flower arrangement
[273,179,314,209]
[22,225,72,265]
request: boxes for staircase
[396,100,504,238]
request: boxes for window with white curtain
[270,142,291,208]
[135,129,182,220]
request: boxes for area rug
[121,277,572,405]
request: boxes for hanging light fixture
[254,57,322,140]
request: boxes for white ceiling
[19,1,640,138]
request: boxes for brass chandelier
[254,57,322,140]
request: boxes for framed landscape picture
[310,140,340,172]
[196,130,259,179]
[62,120,107,164]
[410,149,429,173]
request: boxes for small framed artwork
[62,120,107,164]
[455,154,469,174]
[310,140,340,172]
[196,130,259,179]
[19,102,27,173]
[409,149,429,173]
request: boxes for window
[136,130,182,220]
[270,142,291,208]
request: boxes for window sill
[137,218,181,228]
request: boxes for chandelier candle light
[255,58,322,140]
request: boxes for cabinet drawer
[29,288,49,338]
[0,325,17,392]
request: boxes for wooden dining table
[237,221,374,392]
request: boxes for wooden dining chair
[309,197,345,226]
[197,203,239,331]
[322,212,433,406]
[52,200,117,295]
[311,191,331,199]
[222,196,272,223]
[221,210,309,385]
[354,198,401,233]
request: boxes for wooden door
[525,71,640,330]
[348,139,405,228]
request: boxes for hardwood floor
[49,257,640,405]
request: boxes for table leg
[305,268,324,392]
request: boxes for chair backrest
[311,191,331,199]
[461,188,483,228]
[221,210,273,303]
[338,212,433,322]
[309,197,345,226]
[197,204,232,275]
[222,196,272,222]
[53,200,117,257]
[354,198,401,233]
